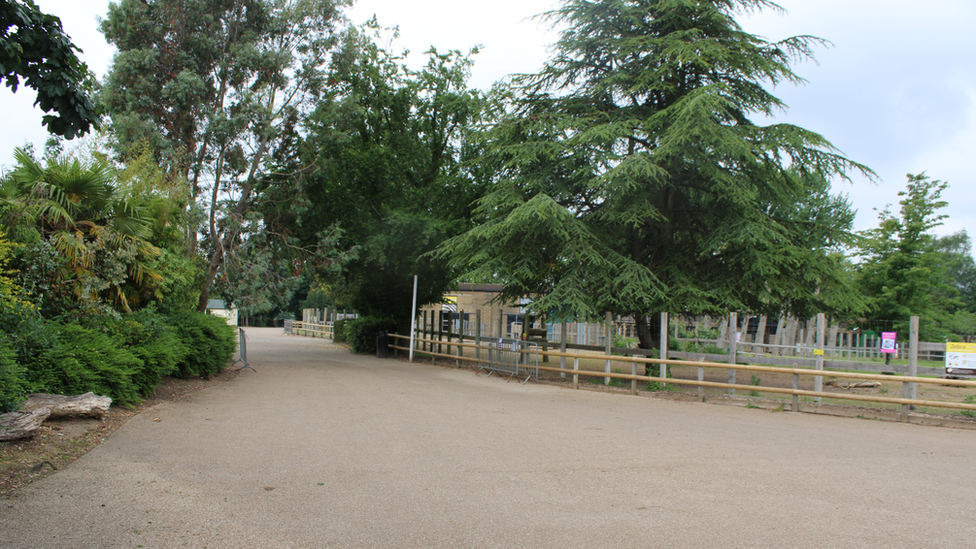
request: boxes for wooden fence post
[660,312,669,388]
[604,311,612,385]
[697,362,704,403]
[728,312,737,395]
[815,313,825,403]
[560,318,568,378]
[475,310,482,363]
[903,315,919,421]
[573,356,579,390]
[792,372,799,412]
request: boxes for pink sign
[880,332,897,354]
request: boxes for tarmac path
[1,327,975,548]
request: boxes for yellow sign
[947,342,976,353]
[946,342,976,373]
[813,349,824,356]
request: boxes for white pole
[409,275,418,362]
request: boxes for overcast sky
[3,0,973,241]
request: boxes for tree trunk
[21,392,112,419]
[0,409,51,442]
[635,314,662,376]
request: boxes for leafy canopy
[1,0,100,137]
[438,0,872,341]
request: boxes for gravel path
[1,327,974,548]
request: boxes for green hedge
[168,312,237,378]
[346,316,398,354]
[0,333,27,413]
[0,306,236,409]
[332,318,348,343]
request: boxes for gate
[478,338,538,384]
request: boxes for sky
[2,0,974,240]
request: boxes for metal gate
[478,338,538,384]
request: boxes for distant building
[419,283,525,338]
[206,300,238,327]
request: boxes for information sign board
[880,332,897,354]
[946,342,976,375]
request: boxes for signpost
[946,342,976,376]
[880,332,898,354]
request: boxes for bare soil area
[0,368,240,497]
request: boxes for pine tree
[438,0,871,348]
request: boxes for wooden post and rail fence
[384,333,976,422]
[284,311,976,422]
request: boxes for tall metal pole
[409,275,418,362]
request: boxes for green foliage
[1,147,163,315]
[0,229,30,311]
[749,374,762,397]
[345,316,398,354]
[83,310,188,397]
[855,174,960,339]
[962,395,975,418]
[332,214,456,333]
[0,332,27,412]
[332,318,348,343]
[0,0,100,138]
[2,315,143,407]
[437,0,871,344]
[167,312,236,378]
[286,23,487,330]
[100,0,351,313]
[51,323,144,406]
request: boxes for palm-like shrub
[0,148,162,314]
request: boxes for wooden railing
[289,321,333,339]
[387,333,976,422]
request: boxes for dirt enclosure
[2,328,974,549]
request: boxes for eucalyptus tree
[437,0,871,348]
[99,0,351,311]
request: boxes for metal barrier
[235,328,254,371]
[478,338,538,384]
[284,319,293,334]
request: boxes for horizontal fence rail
[283,326,976,422]
[386,333,976,422]
[287,321,334,339]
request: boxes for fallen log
[20,392,112,419]
[0,409,52,442]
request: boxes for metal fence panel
[478,338,538,384]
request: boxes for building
[206,300,239,327]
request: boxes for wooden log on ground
[20,392,112,419]
[0,409,52,442]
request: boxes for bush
[346,316,398,354]
[5,320,144,407]
[333,318,348,343]
[84,310,189,397]
[167,312,237,378]
[0,333,27,412]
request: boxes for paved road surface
[2,328,974,548]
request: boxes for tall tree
[1,0,100,138]
[856,173,965,340]
[280,23,487,328]
[437,0,871,349]
[100,0,350,311]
